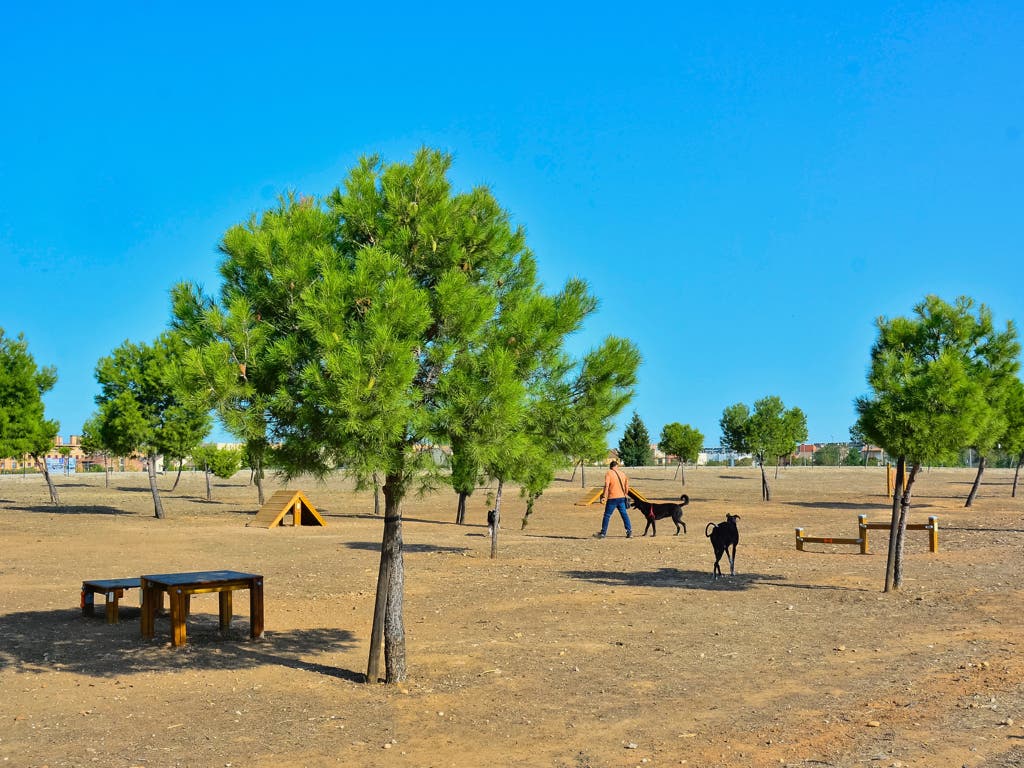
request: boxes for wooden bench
[81,578,142,624]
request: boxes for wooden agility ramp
[575,487,654,506]
[574,487,603,506]
[248,490,326,528]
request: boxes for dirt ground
[1,465,1023,768]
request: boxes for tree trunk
[204,462,212,501]
[580,461,586,488]
[35,457,60,505]
[965,455,986,507]
[679,461,686,487]
[171,459,184,491]
[147,453,165,519]
[366,477,406,684]
[892,463,920,589]
[373,472,382,516]
[774,459,780,480]
[253,457,265,507]
[883,456,904,593]
[672,462,679,481]
[1013,453,1022,498]
[570,460,578,482]
[490,479,504,559]
[455,490,468,525]
[104,455,110,488]
[759,461,771,502]
[521,492,537,529]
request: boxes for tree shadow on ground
[0,608,361,681]
[783,500,892,511]
[18,504,128,515]
[343,541,470,555]
[563,567,786,592]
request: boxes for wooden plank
[573,487,603,506]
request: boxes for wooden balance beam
[796,514,939,554]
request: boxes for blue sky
[3,2,1022,448]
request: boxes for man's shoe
[594,532,606,539]
[626,531,633,538]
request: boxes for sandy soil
[1,465,1023,768]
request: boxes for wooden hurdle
[796,514,939,554]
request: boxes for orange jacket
[602,467,629,500]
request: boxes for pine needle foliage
[173,148,639,684]
[0,329,61,503]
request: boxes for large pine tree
[174,149,639,684]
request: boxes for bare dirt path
[1,466,1022,767]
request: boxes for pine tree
[179,149,638,684]
[93,332,210,518]
[0,330,61,504]
[618,412,652,467]
[856,295,1016,590]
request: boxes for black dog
[705,514,740,577]
[631,494,689,536]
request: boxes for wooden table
[81,577,141,624]
[140,570,263,646]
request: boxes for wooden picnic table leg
[81,586,95,617]
[105,589,123,624]
[219,590,233,635]
[169,588,188,647]
[249,577,264,639]
[141,579,156,638]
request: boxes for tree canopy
[658,422,704,486]
[93,332,210,518]
[618,412,652,467]
[176,148,638,684]
[0,329,61,503]
[855,294,1019,590]
[720,396,807,501]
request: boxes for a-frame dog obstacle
[247,490,326,528]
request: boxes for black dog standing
[705,514,740,577]
[630,494,689,536]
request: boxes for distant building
[698,447,751,466]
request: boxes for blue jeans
[601,497,632,535]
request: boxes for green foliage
[659,422,704,464]
[719,396,807,466]
[843,443,865,466]
[192,444,242,478]
[618,412,652,466]
[1003,378,1024,456]
[813,443,841,466]
[94,333,210,459]
[183,148,639,681]
[855,295,1019,466]
[0,329,59,461]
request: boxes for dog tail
[705,522,716,538]
[679,494,690,506]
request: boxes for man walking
[597,460,632,538]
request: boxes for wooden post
[293,499,301,525]
[858,515,868,554]
[795,527,804,551]
[170,588,187,647]
[141,578,156,638]
[928,516,939,552]
[250,577,264,639]
[219,591,233,634]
